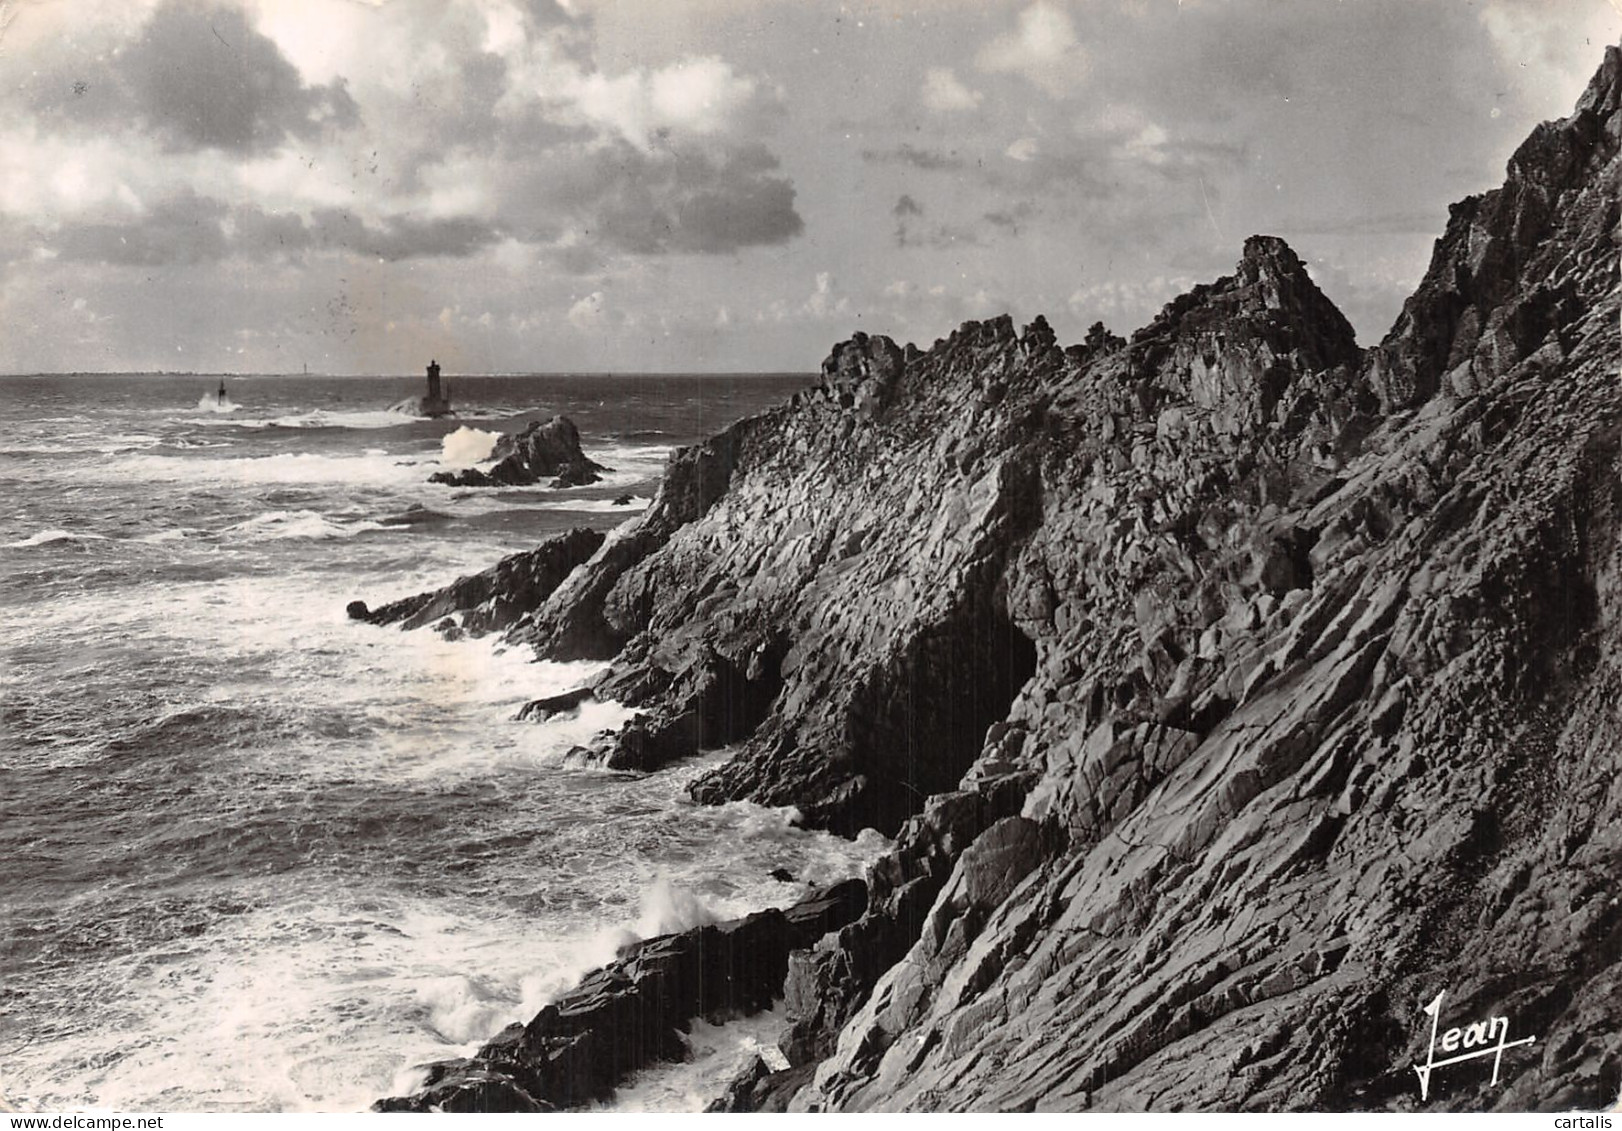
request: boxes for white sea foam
[633,876,722,937]
[439,426,501,469]
[196,393,240,414]
[183,404,539,432]
[594,443,671,472]
[534,495,652,514]
[0,432,162,456]
[264,408,426,430]
[603,1008,789,1113]
[4,527,111,548]
[221,510,394,543]
[132,527,194,544]
[100,449,435,492]
[0,803,885,1112]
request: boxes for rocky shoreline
[366,48,1620,1112]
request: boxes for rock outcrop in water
[430,415,606,488]
[380,48,1621,1112]
[350,527,604,637]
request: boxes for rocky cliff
[381,47,1621,1112]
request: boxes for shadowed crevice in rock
[828,588,1038,835]
[601,637,789,771]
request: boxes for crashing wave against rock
[376,47,1622,1113]
[430,415,607,488]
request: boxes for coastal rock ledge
[375,47,1621,1113]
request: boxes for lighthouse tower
[422,359,451,416]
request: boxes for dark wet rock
[374,880,867,1112]
[515,686,594,722]
[430,416,607,488]
[612,493,635,506]
[706,1057,818,1113]
[359,527,603,636]
[373,1065,553,1113]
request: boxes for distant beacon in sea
[416,359,453,417]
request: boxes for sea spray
[0,369,818,1111]
[439,425,501,469]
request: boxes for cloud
[860,142,968,171]
[300,209,499,261]
[976,1,1091,97]
[567,290,607,330]
[1005,137,1040,162]
[48,188,231,266]
[921,67,983,112]
[1477,0,1622,94]
[574,55,771,148]
[1067,274,1198,329]
[518,139,803,256]
[889,194,984,251]
[112,1,359,154]
[24,192,502,267]
[800,272,849,320]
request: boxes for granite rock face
[430,415,606,488]
[778,47,1621,1113]
[389,48,1620,1112]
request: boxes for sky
[0,0,1617,375]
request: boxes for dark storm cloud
[35,196,499,267]
[541,140,804,256]
[26,1,362,154]
[49,190,231,266]
[120,1,359,153]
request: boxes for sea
[0,373,890,1113]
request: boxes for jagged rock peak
[1574,41,1620,117]
[1020,314,1057,352]
[1366,42,1620,411]
[1236,233,1308,290]
[1131,235,1360,370]
[1116,234,1364,439]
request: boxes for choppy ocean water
[0,373,888,1112]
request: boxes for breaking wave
[5,528,111,548]
[439,426,501,469]
[222,510,394,543]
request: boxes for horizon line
[0,368,821,379]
